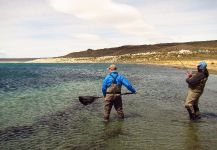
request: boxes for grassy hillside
[63,40,217,58]
[30,40,217,74]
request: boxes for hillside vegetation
[63,40,217,58]
[30,40,217,74]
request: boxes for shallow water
[0,63,217,150]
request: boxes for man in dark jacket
[102,64,136,122]
[185,61,209,120]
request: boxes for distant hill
[0,58,37,62]
[63,40,217,58]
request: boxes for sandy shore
[28,56,217,74]
[146,60,217,74]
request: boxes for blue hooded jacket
[102,71,136,97]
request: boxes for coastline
[27,56,217,74]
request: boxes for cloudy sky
[0,0,217,58]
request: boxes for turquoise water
[0,63,217,150]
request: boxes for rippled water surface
[0,63,217,150]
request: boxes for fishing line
[174,55,189,73]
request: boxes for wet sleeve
[121,76,136,93]
[102,77,108,97]
[186,72,205,85]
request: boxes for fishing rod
[174,55,190,73]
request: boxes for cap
[197,61,207,70]
[108,64,117,70]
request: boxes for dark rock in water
[0,102,82,142]
[0,125,35,141]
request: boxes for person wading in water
[185,61,209,120]
[102,64,136,122]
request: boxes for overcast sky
[0,0,217,58]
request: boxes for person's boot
[103,114,110,123]
[195,113,201,120]
[193,105,201,120]
[187,108,196,120]
[117,111,124,120]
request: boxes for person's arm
[102,77,108,97]
[186,72,205,85]
[121,76,136,93]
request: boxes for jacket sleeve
[121,76,136,93]
[102,77,108,97]
[186,72,205,85]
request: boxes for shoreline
[27,57,217,75]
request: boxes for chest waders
[104,74,124,121]
[189,77,208,93]
[106,74,121,94]
[186,76,208,120]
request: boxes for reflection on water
[0,63,217,149]
[103,121,125,149]
[103,121,124,139]
[185,123,201,150]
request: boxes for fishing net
[78,93,133,105]
[78,96,101,105]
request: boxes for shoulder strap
[110,73,118,84]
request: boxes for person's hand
[186,71,192,78]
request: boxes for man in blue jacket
[102,64,136,122]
